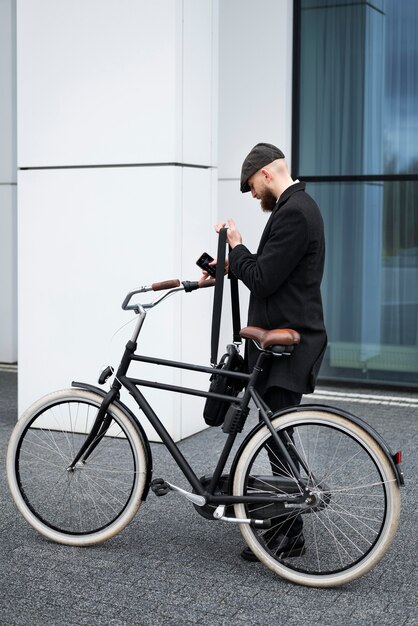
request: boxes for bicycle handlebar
[122,277,214,313]
[152,279,181,291]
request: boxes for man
[213,143,327,561]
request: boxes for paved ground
[1,371,417,625]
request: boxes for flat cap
[240,143,285,193]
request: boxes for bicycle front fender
[71,380,153,500]
[230,403,404,487]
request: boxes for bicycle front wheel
[7,388,149,546]
[232,409,401,587]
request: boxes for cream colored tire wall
[232,409,401,588]
[7,388,148,546]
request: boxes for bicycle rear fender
[71,381,153,500]
[230,403,404,487]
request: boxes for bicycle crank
[150,478,206,506]
[213,505,271,529]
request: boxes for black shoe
[240,533,305,562]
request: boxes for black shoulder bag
[203,228,245,427]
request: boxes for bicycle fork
[66,388,119,471]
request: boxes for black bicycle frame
[105,338,308,506]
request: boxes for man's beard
[260,189,277,213]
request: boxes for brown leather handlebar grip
[151,279,181,291]
[199,279,215,288]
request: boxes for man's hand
[198,256,229,286]
[215,219,242,249]
[198,273,216,288]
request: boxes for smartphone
[196,252,217,277]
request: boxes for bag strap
[210,228,241,366]
[229,268,241,344]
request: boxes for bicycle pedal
[150,478,170,496]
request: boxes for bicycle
[7,278,404,588]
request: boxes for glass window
[295,0,418,387]
[308,181,418,386]
[298,0,418,176]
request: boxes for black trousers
[260,386,303,536]
[262,386,302,414]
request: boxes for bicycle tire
[7,388,149,546]
[232,408,400,587]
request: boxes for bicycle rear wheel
[232,409,400,587]
[7,388,148,546]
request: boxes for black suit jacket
[229,182,327,394]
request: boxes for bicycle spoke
[234,411,398,583]
[13,397,144,537]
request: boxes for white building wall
[17,0,218,441]
[217,0,294,339]
[16,0,294,440]
[0,0,17,363]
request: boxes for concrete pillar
[0,0,17,364]
[217,0,294,340]
[17,0,219,441]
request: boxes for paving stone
[1,373,417,625]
